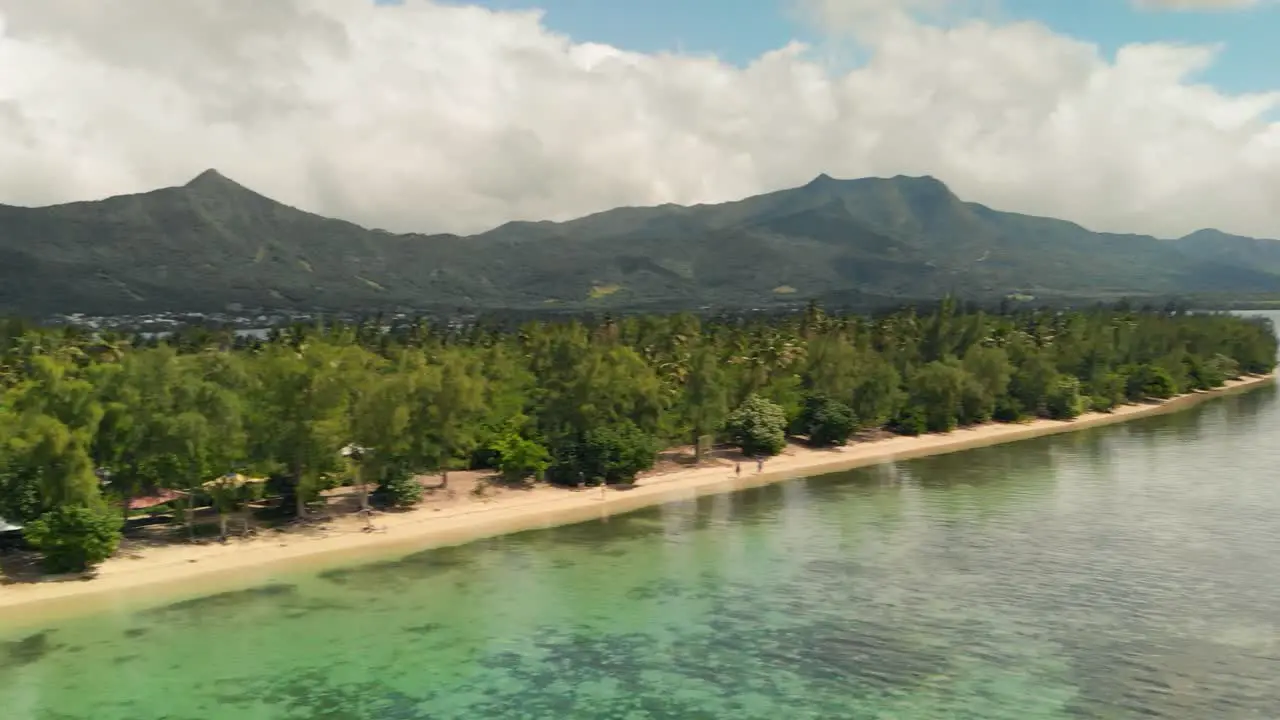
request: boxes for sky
[0,0,1278,240]
[451,0,1280,94]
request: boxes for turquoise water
[3,387,1280,718]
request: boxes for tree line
[0,301,1274,572]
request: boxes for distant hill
[2,169,1279,316]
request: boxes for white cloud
[0,0,1278,240]
[1133,0,1262,10]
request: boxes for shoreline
[1,372,1273,628]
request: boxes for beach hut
[201,473,266,491]
[202,473,267,539]
[341,443,374,520]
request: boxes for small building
[129,489,188,511]
[201,473,266,492]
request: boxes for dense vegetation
[6,171,1280,317]
[0,302,1274,572]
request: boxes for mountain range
[2,170,1280,317]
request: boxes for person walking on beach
[756,457,764,473]
[735,462,741,478]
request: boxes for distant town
[35,304,794,335]
[41,310,453,335]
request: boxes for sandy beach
[1,372,1273,626]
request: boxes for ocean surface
[3,332,1279,718]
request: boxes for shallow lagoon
[2,385,1279,719]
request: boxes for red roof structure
[128,489,188,510]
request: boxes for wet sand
[0,373,1272,627]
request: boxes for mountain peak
[1182,228,1232,240]
[800,173,953,194]
[184,168,243,191]
[187,168,225,184]
[888,174,948,188]
[883,175,960,205]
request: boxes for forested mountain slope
[2,170,1278,315]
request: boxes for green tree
[1009,352,1060,419]
[1207,353,1241,382]
[960,345,1013,423]
[90,349,247,534]
[796,393,858,447]
[422,350,488,488]
[23,505,123,573]
[251,342,354,518]
[0,413,102,523]
[850,359,902,429]
[1045,376,1086,419]
[489,415,551,483]
[1124,364,1178,401]
[371,461,424,509]
[155,356,247,538]
[1085,371,1126,412]
[0,409,42,525]
[803,335,863,401]
[724,395,788,457]
[349,360,413,511]
[682,345,730,462]
[4,356,104,516]
[889,405,928,436]
[559,422,658,486]
[907,361,970,433]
